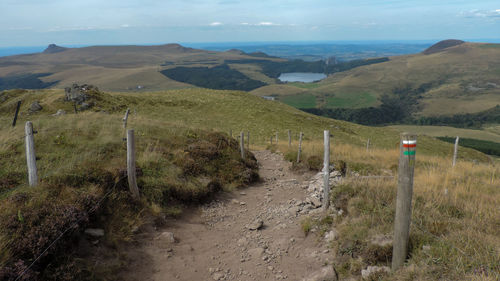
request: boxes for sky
[0,0,499,47]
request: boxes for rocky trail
[118,150,343,281]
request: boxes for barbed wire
[14,175,126,281]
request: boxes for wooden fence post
[12,101,21,127]
[276,132,279,145]
[297,132,303,163]
[123,108,130,129]
[366,139,371,152]
[452,136,459,167]
[127,129,140,199]
[323,130,330,211]
[247,131,250,150]
[392,133,417,271]
[25,121,38,187]
[288,130,292,148]
[240,131,245,159]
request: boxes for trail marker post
[25,121,38,187]
[288,130,292,148]
[323,130,330,211]
[452,136,459,167]
[127,129,140,199]
[392,133,417,271]
[12,101,21,127]
[240,131,245,159]
[123,108,130,129]
[297,132,303,163]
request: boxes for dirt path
[119,150,338,281]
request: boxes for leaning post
[127,129,140,199]
[392,133,417,271]
[25,121,38,187]
[452,136,459,167]
[240,131,245,159]
[12,101,21,127]
[297,132,303,163]
[323,130,330,211]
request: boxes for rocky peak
[43,44,68,54]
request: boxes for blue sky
[0,0,499,47]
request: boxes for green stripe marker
[404,151,416,156]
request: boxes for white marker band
[403,140,417,145]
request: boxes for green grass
[389,125,500,143]
[287,82,322,89]
[280,93,317,109]
[325,92,378,108]
[0,87,493,280]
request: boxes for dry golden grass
[274,139,499,280]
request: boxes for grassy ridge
[0,88,495,280]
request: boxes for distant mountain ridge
[423,39,465,55]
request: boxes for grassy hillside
[253,42,500,119]
[0,88,496,280]
[390,125,500,143]
[0,44,284,92]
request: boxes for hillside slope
[0,44,284,92]
[253,41,500,117]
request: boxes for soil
[116,150,337,281]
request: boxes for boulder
[52,109,66,116]
[361,266,390,279]
[302,266,338,281]
[29,101,42,113]
[248,219,264,230]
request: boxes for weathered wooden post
[392,133,417,271]
[240,131,245,159]
[297,132,303,163]
[123,108,130,129]
[288,129,292,148]
[127,129,140,199]
[73,102,78,114]
[276,132,279,145]
[452,136,459,167]
[323,130,330,211]
[270,136,273,145]
[247,131,250,150]
[12,101,21,127]
[366,139,371,152]
[25,121,38,187]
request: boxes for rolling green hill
[253,41,500,121]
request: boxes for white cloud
[210,22,222,26]
[257,22,279,26]
[460,9,500,18]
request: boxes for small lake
[278,72,327,83]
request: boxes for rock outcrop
[64,83,99,111]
